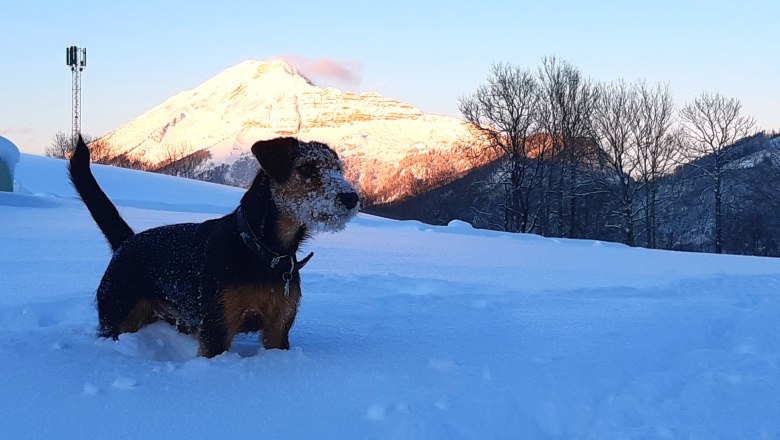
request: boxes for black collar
[235,205,314,279]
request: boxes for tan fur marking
[118,299,156,333]
[220,281,302,350]
[276,215,303,248]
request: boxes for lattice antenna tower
[66,46,87,146]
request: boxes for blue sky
[2,0,778,154]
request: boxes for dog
[69,135,359,357]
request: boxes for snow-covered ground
[2,154,779,439]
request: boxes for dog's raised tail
[68,135,134,252]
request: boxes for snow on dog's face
[252,138,359,232]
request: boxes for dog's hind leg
[117,299,157,334]
[95,276,146,339]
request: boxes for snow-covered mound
[1,155,778,438]
[0,136,20,167]
[0,136,20,191]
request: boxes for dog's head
[251,137,359,232]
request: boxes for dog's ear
[251,137,298,182]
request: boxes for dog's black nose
[337,192,360,209]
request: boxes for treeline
[452,57,775,255]
[45,133,210,179]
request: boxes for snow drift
[1,154,778,439]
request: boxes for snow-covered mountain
[100,59,484,203]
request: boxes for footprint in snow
[111,376,137,390]
[82,383,99,396]
[471,299,489,309]
[435,398,450,410]
[366,402,410,421]
[366,404,386,421]
[428,357,454,371]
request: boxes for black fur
[68,136,323,357]
[252,136,298,183]
[68,136,134,252]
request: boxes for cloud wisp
[279,55,363,88]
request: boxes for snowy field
[2,154,779,439]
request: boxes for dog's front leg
[261,323,291,350]
[198,308,231,358]
[260,305,297,350]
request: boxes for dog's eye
[297,164,317,178]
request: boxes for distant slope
[365,159,501,226]
[15,154,242,214]
[369,132,780,256]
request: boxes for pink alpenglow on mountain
[100,60,486,204]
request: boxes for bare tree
[591,80,641,246]
[45,132,158,172]
[88,138,117,164]
[44,132,73,158]
[155,142,209,178]
[459,63,547,233]
[679,92,755,253]
[107,153,151,171]
[537,57,599,238]
[45,132,96,158]
[632,82,676,248]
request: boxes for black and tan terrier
[69,136,359,357]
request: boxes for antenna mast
[66,46,87,145]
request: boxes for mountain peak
[230,59,314,85]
